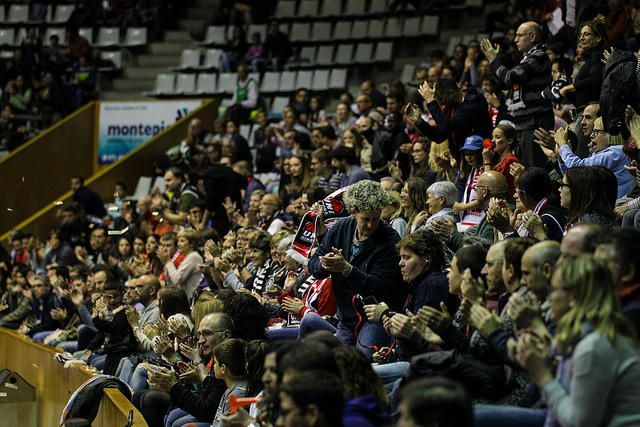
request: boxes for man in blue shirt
[556,116,632,199]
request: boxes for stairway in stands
[100,0,213,100]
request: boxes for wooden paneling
[0,327,147,427]
[0,102,97,237]
[0,99,218,241]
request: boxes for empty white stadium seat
[176,49,201,70]
[311,22,332,42]
[199,48,222,70]
[400,64,416,83]
[51,4,74,23]
[403,17,421,37]
[176,73,196,95]
[421,15,439,36]
[8,5,29,23]
[79,27,93,44]
[148,74,176,96]
[333,21,352,40]
[200,26,226,45]
[374,41,393,63]
[289,23,310,42]
[311,69,329,91]
[335,44,354,65]
[385,17,402,38]
[260,71,280,93]
[344,0,366,16]
[296,70,313,89]
[275,0,296,19]
[297,0,318,17]
[196,73,217,94]
[122,27,147,47]
[351,21,369,39]
[95,27,120,47]
[315,45,334,66]
[0,29,15,47]
[367,19,385,39]
[217,73,237,94]
[319,0,342,17]
[100,50,123,69]
[354,43,374,64]
[329,68,348,89]
[279,71,297,92]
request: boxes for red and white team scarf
[290,187,350,262]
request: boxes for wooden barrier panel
[0,328,147,427]
[0,103,97,238]
[0,99,218,241]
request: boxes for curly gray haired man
[307,179,402,358]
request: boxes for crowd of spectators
[0,0,187,156]
[5,1,640,427]
[0,26,98,153]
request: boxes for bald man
[436,171,510,251]
[519,241,561,302]
[481,21,553,168]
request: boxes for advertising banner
[97,100,202,164]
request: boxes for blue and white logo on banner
[98,101,202,164]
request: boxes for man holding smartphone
[308,180,405,358]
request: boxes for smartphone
[363,295,378,305]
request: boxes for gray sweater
[542,331,640,427]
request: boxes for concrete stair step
[194,0,218,9]
[111,78,155,91]
[123,66,171,79]
[138,54,180,67]
[148,42,191,55]
[178,19,206,32]
[164,30,193,43]
[186,7,214,19]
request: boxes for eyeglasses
[515,32,534,38]
[196,329,227,338]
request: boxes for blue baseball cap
[461,135,484,151]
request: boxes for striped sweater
[490,43,552,129]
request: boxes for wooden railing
[0,328,147,427]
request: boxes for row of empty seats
[0,4,74,24]
[274,0,392,19]
[291,42,394,66]
[146,68,349,97]
[0,26,147,48]
[175,41,392,73]
[199,15,439,46]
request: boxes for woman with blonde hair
[381,190,407,237]
[400,177,428,236]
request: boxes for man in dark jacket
[26,274,63,337]
[308,180,405,358]
[71,176,107,218]
[482,21,553,168]
[203,143,243,236]
[264,20,292,71]
[407,77,491,159]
